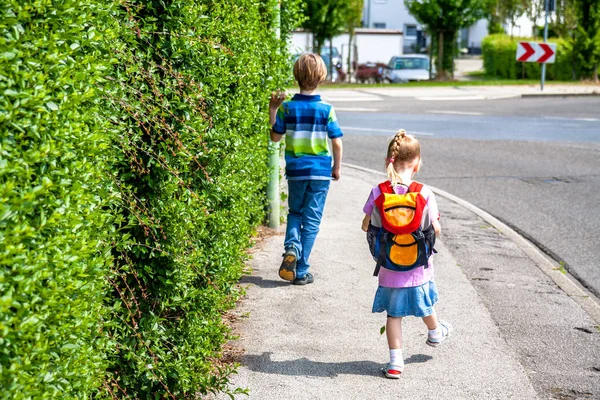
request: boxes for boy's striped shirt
[272,93,343,180]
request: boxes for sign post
[516,0,556,91]
[267,1,281,229]
[541,0,550,91]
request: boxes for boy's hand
[270,90,286,110]
[332,166,341,181]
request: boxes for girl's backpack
[367,180,436,276]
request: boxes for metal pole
[267,1,281,229]
[541,0,549,91]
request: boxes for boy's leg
[295,179,330,278]
[283,180,308,260]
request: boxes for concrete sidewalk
[216,166,600,399]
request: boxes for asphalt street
[324,91,600,298]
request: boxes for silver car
[384,55,434,83]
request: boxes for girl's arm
[432,220,441,237]
[361,214,371,232]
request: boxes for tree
[572,0,600,81]
[302,0,349,54]
[526,0,545,38]
[497,0,529,37]
[406,0,487,80]
[484,0,506,34]
[553,0,578,37]
[344,0,363,81]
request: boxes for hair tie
[388,157,395,164]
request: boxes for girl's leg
[385,316,404,377]
[386,316,403,349]
[422,308,439,330]
[422,308,452,347]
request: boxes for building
[362,0,535,54]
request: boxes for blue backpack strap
[373,229,386,276]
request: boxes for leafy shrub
[1,0,301,398]
[482,34,577,80]
[0,1,114,397]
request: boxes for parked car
[384,55,434,83]
[320,46,341,71]
[355,62,387,83]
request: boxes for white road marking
[416,95,486,101]
[427,110,484,116]
[543,116,599,122]
[341,126,434,136]
[323,97,383,102]
[335,107,381,112]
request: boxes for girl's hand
[361,214,371,232]
[270,90,286,110]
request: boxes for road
[323,89,600,298]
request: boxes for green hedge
[0,1,113,397]
[1,0,301,398]
[482,34,577,80]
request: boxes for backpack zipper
[385,205,416,212]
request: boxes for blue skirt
[372,280,439,318]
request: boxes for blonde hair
[386,130,421,185]
[293,53,327,91]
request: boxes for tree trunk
[347,31,353,82]
[429,31,433,80]
[328,37,333,81]
[437,31,444,80]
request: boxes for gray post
[541,0,549,91]
[267,1,281,229]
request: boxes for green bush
[482,34,577,80]
[1,0,301,398]
[0,1,114,397]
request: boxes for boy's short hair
[293,53,327,91]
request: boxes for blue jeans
[284,179,330,278]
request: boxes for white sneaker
[426,320,452,347]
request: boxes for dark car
[355,62,387,83]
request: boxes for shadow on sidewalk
[240,274,290,289]
[243,352,433,377]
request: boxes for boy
[269,53,344,285]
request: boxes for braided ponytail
[386,129,420,186]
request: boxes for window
[405,24,417,37]
[390,57,429,70]
[373,22,386,29]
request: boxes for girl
[361,130,452,378]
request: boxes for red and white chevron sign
[516,41,557,63]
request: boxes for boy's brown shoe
[279,249,297,281]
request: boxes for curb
[521,91,600,98]
[343,162,600,325]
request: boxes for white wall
[468,19,488,48]
[506,15,537,38]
